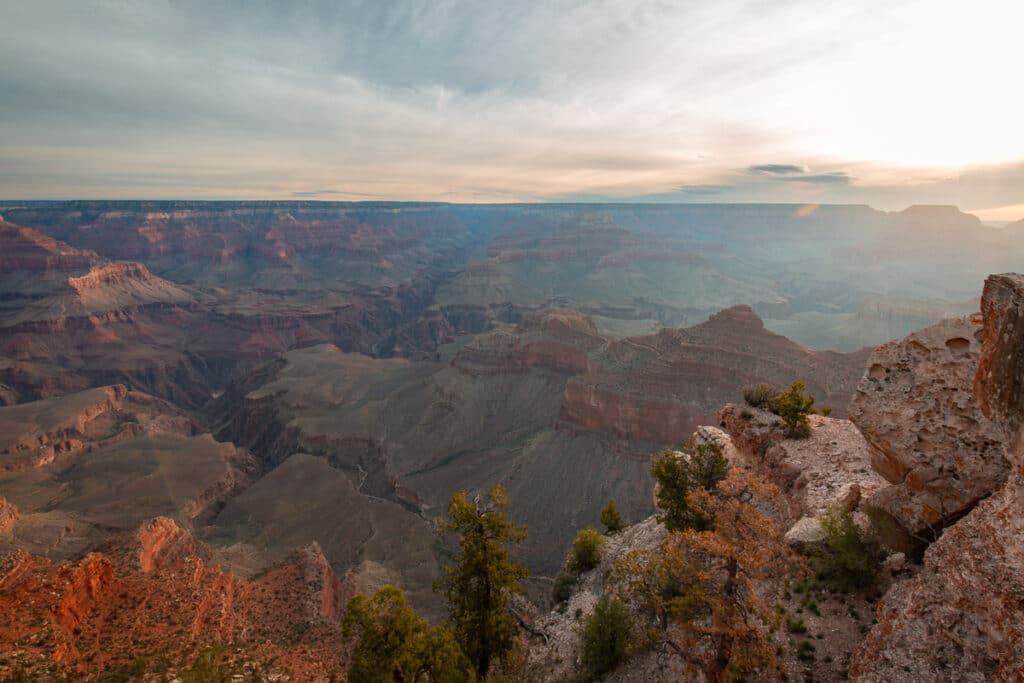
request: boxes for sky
[1,0,1022,218]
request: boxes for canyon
[1,201,1023,680]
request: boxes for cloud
[291,190,342,198]
[775,172,852,185]
[748,164,806,175]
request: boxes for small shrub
[786,618,807,635]
[552,573,577,604]
[742,382,776,408]
[796,640,816,662]
[571,528,606,572]
[581,595,632,676]
[600,499,625,534]
[811,506,884,592]
[651,441,730,532]
[180,646,237,683]
[769,381,817,437]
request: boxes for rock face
[851,480,1024,682]
[851,274,1024,682]
[975,273,1024,459]
[849,316,1007,536]
[0,517,353,680]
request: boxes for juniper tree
[651,441,730,531]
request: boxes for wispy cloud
[748,164,806,175]
[775,172,852,185]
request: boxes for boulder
[784,515,824,549]
[850,316,1007,536]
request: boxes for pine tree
[435,485,528,678]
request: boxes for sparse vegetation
[581,595,632,678]
[651,441,730,532]
[571,527,606,572]
[552,573,577,604]
[796,640,816,662]
[180,646,238,683]
[600,499,625,534]
[742,382,776,409]
[810,506,883,592]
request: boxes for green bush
[571,528,606,572]
[552,573,577,604]
[769,381,817,437]
[651,442,729,531]
[742,382,776,408]
[600,499,625,534]
[581,595,632,676]
[810,506,883,592]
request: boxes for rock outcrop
[850,316,1008,536]
[0,517,353,680]
[0,497,18,535]
[718,405,886,526]
[851,274,1024,682]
